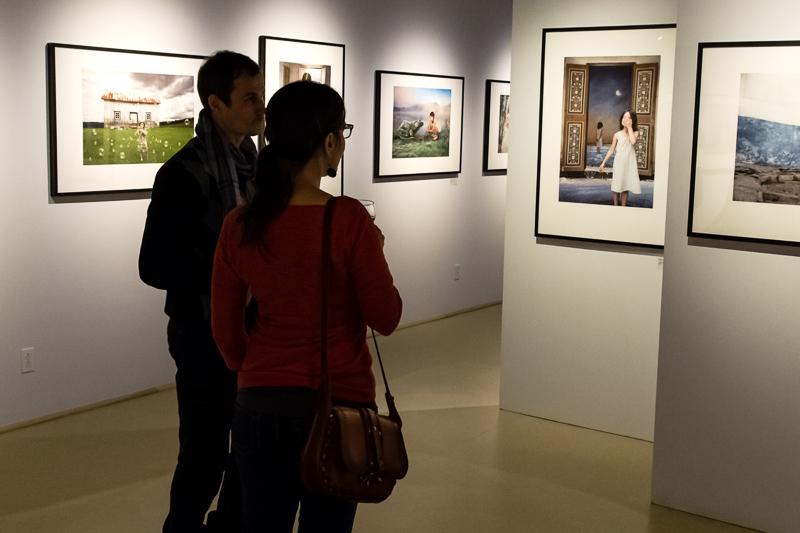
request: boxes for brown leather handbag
[299,197,408,504]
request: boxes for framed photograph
[374,71,464,179]
[484,79,510,173]
[535,25,677,247]
[688,41,800,246]
[259,36,344,195]
[47,43,205,197]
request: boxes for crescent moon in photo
[615,90,622,97]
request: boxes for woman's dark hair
[430,111,435,117]
[238,81,345,247]
[597,121,603,129]
[619,110,638,131]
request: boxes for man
[139,50,265,532]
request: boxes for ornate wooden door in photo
[632,63,658,177]
[561,64,588,174]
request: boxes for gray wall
[501,0,677,442]
[0,0,511,428]
[651,1,800,532]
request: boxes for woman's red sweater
[211,196,402,403]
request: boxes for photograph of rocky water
[734,117,800,205]
[733,73,800,206]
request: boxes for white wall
[651,1,800,532]
[0,0,511,428]
[501,0,677,441]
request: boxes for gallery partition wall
[650,1,800,532]
[502,0,678,443]
[505,0,800,532]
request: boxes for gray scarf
[195,109,257,215]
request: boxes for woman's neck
[288,161,331,205]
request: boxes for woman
[136,121,148,161]
[595,121,603,155]
[599,110,641,206]
[211,81,402,532]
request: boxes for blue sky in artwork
[394,87,451,108]
[587,64,631,142]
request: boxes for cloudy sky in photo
[82,70,195,122]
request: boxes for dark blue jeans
[165,318,241,533]
[233,403,358,532]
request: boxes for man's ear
[208,94,223,113]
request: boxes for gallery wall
[650,1,800,531]
[501,0,677,441]
[504,0,800,530]
[0,0,511,428]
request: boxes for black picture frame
[483,79,510,173]
[688,40,800,247]
[47,42,206,197]
[258,36,345,195]
[374,70,465,180]
[534,25,677,248]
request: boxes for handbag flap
[335,407,369,475]
[334,406,408,479]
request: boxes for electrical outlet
[21,347,34,374]
[454,264,461,281]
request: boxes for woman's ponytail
[237,81,345,249]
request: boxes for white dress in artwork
[611,132,641,194]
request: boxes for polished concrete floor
[0,304,759,532]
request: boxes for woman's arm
[599,134,618,171]
[626,128,639,145]
[624,118,638,145]
[346,202,402,336]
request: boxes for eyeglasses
[342,123,354,139]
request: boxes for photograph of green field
[392,86,451,159]
[82,69,195,166]
[83,121,193,165]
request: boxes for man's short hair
[197,50,261,109]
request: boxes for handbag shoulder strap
[319,196,403,427]
[370,329,403,427]
[319,196,337,404]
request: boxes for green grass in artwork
[392,127,450,159]
[83,123,194,165]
